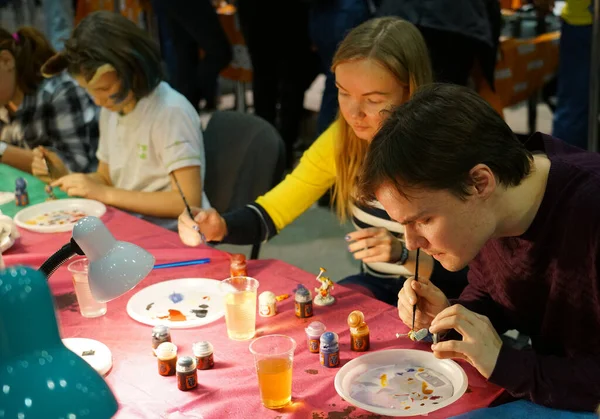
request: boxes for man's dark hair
[42,11,163,102]
[358,84,534,202]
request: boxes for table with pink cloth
[3,207,504,419]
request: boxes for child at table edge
[359,84,600,412]
[0,26,98,175]
[32,11,210,226]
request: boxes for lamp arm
[38,238,85,278]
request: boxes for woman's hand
[178,207,227,246]
[346,227,405,263]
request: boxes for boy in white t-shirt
[32,11,208,225]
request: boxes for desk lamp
[0,266,118,418]
[39,216,155,302]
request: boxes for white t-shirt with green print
[96,81,210,209]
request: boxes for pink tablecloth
[4,208,504,419]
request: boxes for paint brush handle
[412,248,420,331]
[153,258,211,269]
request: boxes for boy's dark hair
[42,11,163,102]
[0,26,56,94]
[358,84,534,202]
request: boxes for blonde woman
[179,17,468,303]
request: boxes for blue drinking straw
[153,258,211,270]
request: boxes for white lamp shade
[72,216,155,303]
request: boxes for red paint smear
[202,296,211,301]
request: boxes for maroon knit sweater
[455,133,600,412]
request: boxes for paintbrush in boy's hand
[170,172,205,243]
[412,248,420,332]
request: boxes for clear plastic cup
[68,258,107,318]
[221,276,259,340]
[249,335,296,409]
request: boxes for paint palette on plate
[126,278,226,329]
[335,349,467,417]
[349,364,453,412]
[13,199,106,233]
[24,209,88,226]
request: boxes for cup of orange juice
[249,335,296,409]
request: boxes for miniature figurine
[313,267,335,306]
[45,184,57,200]
[258,291,277,317]
[14,177,29,206]
[396,328,439,343]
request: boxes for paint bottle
[156,342,177,376]
[193,341,215,370]
[305,321,326,354]
[230,253,247,277]
[294,285,313,318]
[347,310,370,352]
[319,331,340,368]
[151,325,171,356]
[258,291,277,317]
[176,356,198,391]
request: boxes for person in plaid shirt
[0,26,99,174]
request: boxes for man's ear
[468,164,497,198]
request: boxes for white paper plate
[334,349,467,417]
[62,338,113,377]
[13,199,106,233]
[0,192,15,206]
[126,278,226,329]
[0,234,13,253]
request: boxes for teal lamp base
[0,266,118,418]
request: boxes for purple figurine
[15,177,29,206]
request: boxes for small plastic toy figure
[45,184,57,201]
[313,267,335,306]
[396,328,439,344]
[15,177,29,206]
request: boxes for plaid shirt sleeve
[38,82,100,173]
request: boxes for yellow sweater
[562,0,593,25]
[255,120,339,232]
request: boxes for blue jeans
[553,21,593,150]
[309,0,371,134]
[338,261,469,306]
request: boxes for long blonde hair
[331,17,433,220]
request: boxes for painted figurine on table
[14,177,29,206]
[313,267,335,306]
[44,184,57,200]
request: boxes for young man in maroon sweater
[358,84,600,411]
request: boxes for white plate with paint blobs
[126,278,227,329]
[334,349,467,416]
[14,199,106,233]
